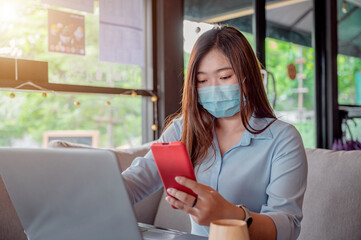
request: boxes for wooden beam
[253,0,266,67]
[0,79,155,96]
[154,0,184,135]
[313,0,340,149]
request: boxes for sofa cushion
[48,140,152,171]
[299,148,361,240]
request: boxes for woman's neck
[215,113,247,133]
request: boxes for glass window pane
[266,0,315,148]
[337,0,361,105]
[337,0,361,145]
[0,91,142,148]
[0,0,148,148]
[0,0,143,89]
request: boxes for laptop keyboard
[139,226,148,233]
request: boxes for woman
[122,25,307,240]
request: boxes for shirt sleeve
[121,117,183,204]
[260,124,308,240]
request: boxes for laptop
[0,148,207,240]
[0,175,28,240]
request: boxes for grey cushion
[154,191,191,232]
[48,140,152,171]
[133,188,164,225]
[299,149,361,240]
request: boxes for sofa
[1,141,361,239]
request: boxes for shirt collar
[240,115,274,146]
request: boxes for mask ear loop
[260,69,268,93]
[240,77,247,109]
[241,77,247,97]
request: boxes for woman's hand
[165,176,244,226]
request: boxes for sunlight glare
[0,2,18,22]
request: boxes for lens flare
[0,2,18,22]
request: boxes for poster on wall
[42,0,94,13]
[48,9,85,56]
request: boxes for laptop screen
[0,148,142,240]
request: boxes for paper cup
[209,219,250,240]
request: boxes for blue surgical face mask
[198,84,242,118]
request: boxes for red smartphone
[151,141,197,208]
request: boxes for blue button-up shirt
[122,115,307,240]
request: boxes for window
[265,39,315,148]
[337,0,361,143]
[265,0,316,148]
[337,0,361,105]
[0,0,152,148]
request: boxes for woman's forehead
[197,49,232,73]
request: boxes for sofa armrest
[154,191,191,232]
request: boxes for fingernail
[167,188,174,194]
[175,176,181,182]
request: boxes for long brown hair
[165,25,276,167]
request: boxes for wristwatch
[237,204,253,228]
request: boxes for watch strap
[237,204,253,228]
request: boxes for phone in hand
[151,141,197,208]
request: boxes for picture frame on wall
[43,130,99,148]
